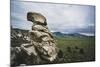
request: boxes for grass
[55,36,95,63]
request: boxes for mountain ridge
[11,28,94,37]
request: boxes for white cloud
[11,1,95,34]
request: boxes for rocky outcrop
[11,12,60,66]
[27,12,59,61]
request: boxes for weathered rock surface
[11,12,60,66]
[27,12,59,61]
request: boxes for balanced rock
[27,12,59,62]
[11,12,61,66]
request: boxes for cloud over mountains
[11,0,95,36]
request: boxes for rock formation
[27,12,59,61]
[11,12,60,66]
[19,12,59,63]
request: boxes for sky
[11,0,95,36]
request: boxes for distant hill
[52,32,93,37]
[11,28,94,40]
[52,32,63,36]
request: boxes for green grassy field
[55,36,95,63]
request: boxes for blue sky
[11,0,95,36]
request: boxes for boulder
[27,12,47,25]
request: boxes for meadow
[55,36,95,63]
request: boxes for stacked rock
[11,12,60,66]
[27,12,59,62]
